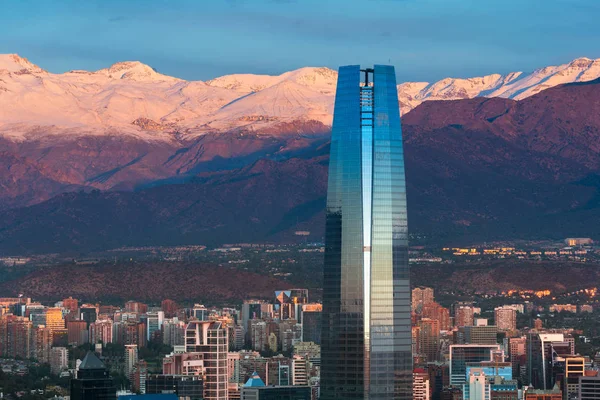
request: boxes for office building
[45,307,65,333]
[321,65,411,399]
[147,311,164,341]
[460,325,498,345]
[449,344,501,387]
[146,374,203,398]
[527,333,574,389]
[579,375,600,400]
[70,351,116,400]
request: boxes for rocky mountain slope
[1,78,600,252]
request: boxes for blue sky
[1,0,599,82]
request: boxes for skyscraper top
[78,351,105,370]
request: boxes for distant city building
[146,374,204,399]
[67,320,89,346]
[45,307,65,333]
[418,318,441,362]
[80,305,98,329]
[50,347,69,375]
[579,375,600,400]
[70,351,116,400]
[455,306,475,328]
[147,311,165,341]
[300,304,321,345]
[241,372,311,400]
[125,344,139,378]
[449,344,501,387]
[89,319,113,344]
[524,385,562,400]
[564,238,593,246]
[412,287,435,313]
[509,337,527,380]
[460,325,498,345]
[423,302,451,331]
[413,368,431,400]
[161,299,178,318]
[494,307,517,331]
[527,332,574,389]
[184,320,228,400]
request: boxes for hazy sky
[1,0,599,83]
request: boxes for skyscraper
[70,351,116,400]
[321,65,411,399]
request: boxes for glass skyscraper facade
[321,65,412,399]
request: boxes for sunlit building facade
[321,65,411,399]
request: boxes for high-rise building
[300,304,321,344]
[125,344,139,378]
[67,320,88,346]
[494,307,517,331]
[564,356,585,400]
[70,351,116,400]
[321,65,411,399]
[292,355,309,386]
[275,289,309,321]
[146,311,164,341]
[62,297,79,314]
[89,320,113,344]
[34,325,53,363]
[50,347,69,374]
[527,333,574,389]
[146,374,203,398]
[412,287,435,313]
[413,368,431,400]
[455,306,475,328]
[79,305,98,329]
[184,320,229,400]
[45,307,65,333]
[422,302,451,331]
[418,318,440,362]
[509,336,526,380]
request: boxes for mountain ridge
[1,54,600,141]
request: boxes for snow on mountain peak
[0,54,45,74]
[97,61,179,82]
[1,54,600,141]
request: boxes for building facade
[321,65,411,399]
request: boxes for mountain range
[1,54,600,253]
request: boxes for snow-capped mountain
[1,54,599,141]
